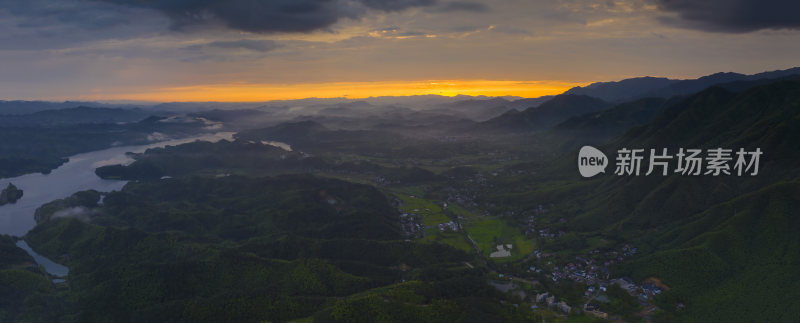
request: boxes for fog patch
[261,140,292,151]
[93,155,135,168]
[52,206,98,222]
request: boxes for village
[487,237,669,320]
[488,248,666,320]
[389,184,671,321]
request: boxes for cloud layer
[1,0,800,101]
[432,1,489,13]
[98,0,438,33]
[655,0,800,33]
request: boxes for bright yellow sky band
[67,80,588,102]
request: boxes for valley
[2,72,800,322]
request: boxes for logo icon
[578,146,608,178]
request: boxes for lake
[0,132,235,237]
[0,132,235,275]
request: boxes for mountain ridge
[565,67,800,102]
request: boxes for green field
[463,217,535,262]
[393,194,536,261]
[394,194,450,226]
[445,204,536,262]
[393,194,474,252]
[421,231,474,253]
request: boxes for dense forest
[21,175,538,322]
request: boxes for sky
[0,0,799,102]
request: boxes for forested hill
[486,79,800,321]
[21,175,531,322]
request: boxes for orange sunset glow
[69,80,588,102]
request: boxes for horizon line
[6,79,589,103]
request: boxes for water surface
[0,132,235,237]
[15,240,69,277]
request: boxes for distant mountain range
[475,67,800,135]
[0,106,153,126]
[2,67,800,133]
[0,101,139,115]
[565,67,800,102]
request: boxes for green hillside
[485,80,800,321]
[623,181,800,322]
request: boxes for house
[437,221,459,232]
[587,310,608,319]
[584,304,607,319]
[642,283,664,296]
[557,301,572,313]
[535,293,550,303]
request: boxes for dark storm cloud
[655,0,800,33]
[0,0,168,50]
[432,1,489,13]
[360,0,437,12]
[98,0,437,33]
[1,0,135,30]
[95,0,359,33]
[0,0,441,50]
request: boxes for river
[0,132,235,275]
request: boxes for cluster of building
[550,256,610,285]
[444,187,480,208]
[609,277,664,300]
[398,212,422,238]
[620,244,638,257]
[438,220,460,232]
[640,280,666,300]
[536,228,565,239]
[373,175,390,186]
[534,293,572,314]
[547,243,639,285]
